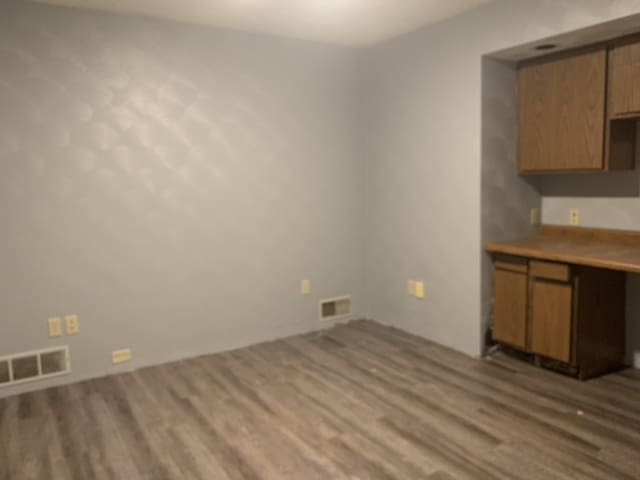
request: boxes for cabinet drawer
[494,256,528,274]
[530,261,570,282]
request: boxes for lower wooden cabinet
[491,255,626,379]
[530,279,572,363]
[493,263,528,349]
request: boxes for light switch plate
[415,281,425,299]
[48,317,62,338]
[300,279,311,295]
[65,315,80,335]
[569,208,580,226]
[112,349,132,365]
[407,280,416,296]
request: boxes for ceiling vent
[0,346,70,388]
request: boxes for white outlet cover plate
[48,317,62,337]
[569,208,580,226]
[530,207,540,225]
[112,349,132,364]
[65,315,80,335]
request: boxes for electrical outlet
[415,281,425,299]
[65,315,79,335]
[300,279,311,295]
[634,351,640,369]
[569,208,580,226]
[530,207,540,225]
[407,280,416,296]
[48,317,62,338]
[112,349,132,365]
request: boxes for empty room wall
[4,0,640,399]
[0,1,365,396]
[362,0,640,357]
[481,58,541,346]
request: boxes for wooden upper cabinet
[518,49,607,173]
[608,41,640,117]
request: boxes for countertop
[485,225,640,273]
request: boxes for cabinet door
[493,268,527,349]
[609,42,640,117]
[530,279,573,362]
[518,49,606,172]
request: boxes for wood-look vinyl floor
[1,319,640,480]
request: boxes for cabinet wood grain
[518,49,606,173]
[529,260,569,282]
[492,267,528,349]
[605,40,639,170]
[530,279,573,363]
[608,41,640,117]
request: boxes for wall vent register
[0,346,70,388]
[320,296,352,321]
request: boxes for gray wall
[362,0,640,357]
[0,1,365,397]
[481,58,541,346]
[4,0,640,398]
[541,171,640,228]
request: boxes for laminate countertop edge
[485,241,640,273]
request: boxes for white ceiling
[31,0,494,46]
